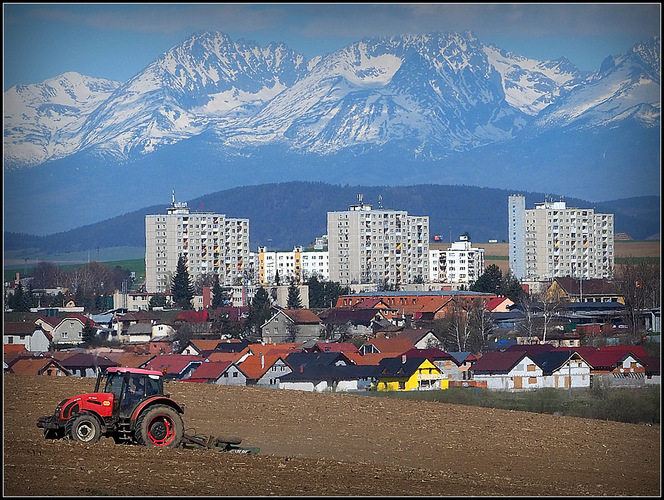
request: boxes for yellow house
[546,277,625,304]
[375,356,448,391]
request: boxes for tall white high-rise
[508,195,614,281]
[145,193,250,293]
[327,198,429,286]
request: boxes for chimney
[300,365,303,373]
[402,354,407,364]
[260,353,264,369]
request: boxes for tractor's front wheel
[66,413,102,443]
[135,405,184,448]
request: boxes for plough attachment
[181,430,259,454]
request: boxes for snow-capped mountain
[4,31,659,169]
[3,31,660,236]
[533,36,661,130]
[3,72,121,167]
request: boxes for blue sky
[3,3,661,91]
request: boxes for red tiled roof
[186,339,223,352]
[596,345,649,360]
[238,354,286,379]
[470,350,529,373]
[4,344,28,354]
[4,322,37,335]
[143,354,205,374]
[36,316,61,328]
[205,351,245,363]
[582,351,642,370]
[282,309,322,324]
[9,357,70,376]
[485,297,513,312]
[245,343,303,357]
[189,360,235,380]
[311,342,360,354]
[344,352,394,366]
[362,337,416,354]
[175,310,209,323]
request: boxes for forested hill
[4,182,660,255]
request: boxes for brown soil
[3,374,661,497]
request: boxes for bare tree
[468,297,495,351]
[615,257,661,339]
[447,300,474,352]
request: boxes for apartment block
[327,199,429,286]
[508,195,614,281]
[429,235,485,285]
[145,194,250,293]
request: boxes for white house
[471,351,544,391]
[3,323,51,352]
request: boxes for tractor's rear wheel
[135,405,183,448]
[66,413,101,443]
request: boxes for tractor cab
[95,367,165,415]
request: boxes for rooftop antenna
[358,193,363,205]
[378,194,383,209]
[172,190,175,205]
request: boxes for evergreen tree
[82,319,97,345]
[171,255,194,309]
[211,279,227,309]
[470,264,503,295]
[501,270,526,302]
[246,287,272,338]
[12,282,31,312]
[287,281,303,309]
[149,293,167,309]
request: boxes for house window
[529,377,537,384]
[527,364,536,372]
[223,372,229,377]
[398,381,405,390]
[233,372,238,378]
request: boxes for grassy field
[374,385,660,425]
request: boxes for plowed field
[3,375,660,497]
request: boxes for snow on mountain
[483,45,587,115]
[533,36,661,129]
[229,32,527,155]
[3,31,660,169]
[75,31,309,157]
[3,72,121,168]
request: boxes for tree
[11,282,32,312]
[501,270,526,302]
[287,280,303,309]
[615,257,661,340]
[211,279,228,309]
[471,264,503,295]
[468,297,495,352]
[307,276,351,309]
[471,264,525,302]
[81,319,97,345]
[274,270,281,286]
[246,287,272,339]
[171,256,194,309]
[149,293,167,310]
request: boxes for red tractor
[37,366,185,447]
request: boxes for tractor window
[146,375,162,396]
[127,374,146,396]
[104,373,124,398]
